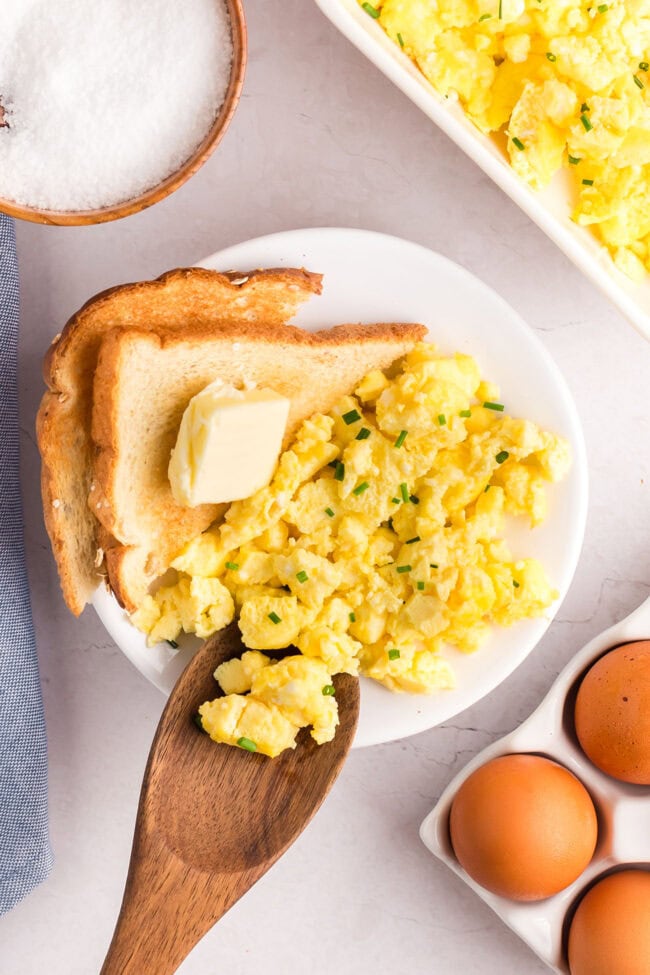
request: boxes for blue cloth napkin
[0,214,52,914]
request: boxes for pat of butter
[169,381,290,507]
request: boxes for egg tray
[420,595,650,974]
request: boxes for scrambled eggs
[362,0,650,278]
[133,343,570,757]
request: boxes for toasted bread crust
[37,267,323,615]
[92,321,426,611]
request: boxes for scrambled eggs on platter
[361,0,650,279]
[133,344,570,757]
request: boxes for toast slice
[91,320,426,612]
[37,267,323,615]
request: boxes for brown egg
[568,870,650,975]
[449,754,597,901]
[575,641,650,784]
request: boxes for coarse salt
[0,0,233,211]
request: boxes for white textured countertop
[4,2,650,972]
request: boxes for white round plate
[93,227,588,748]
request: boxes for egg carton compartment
[420,595,650,975]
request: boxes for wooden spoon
[100,622,360,974]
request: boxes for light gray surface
[4,2,650,972]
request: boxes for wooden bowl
[0,0,246,226]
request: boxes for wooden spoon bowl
[0,0,246,226]
[101,622,360,974]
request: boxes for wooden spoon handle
[100,833,247,975]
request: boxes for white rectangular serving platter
[420,595,650,974]
[314,0,650,343]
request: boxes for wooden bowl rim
[0,0,247,226]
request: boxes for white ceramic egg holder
[420,595,650,974]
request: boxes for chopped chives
[459,409,472,418]
[581,102,590,112]
[430,563,438,569]
[342,408,362,425]
[409,494,420,505]
[268,611,282,624]
[391,496,401,504]
[296,570,309,583]
[325,507,335,518]
[513,580,520,588]
[349,612,356,623]
[225,561,239,571]
[484,484,491,492]
[512,136,525,151]
[356,427,371,440]
[634,74,645,89]
[405,536,421,544]
[334,461,345,481]
[640,62,649,72]
[237,737,257,752]
[438,413,447,425]
[400,482,409,503]
[416,580,425,591]
[597,2,608,10]
[167,639,179,649]
[397,31,405,46]
[396,564,412,573]
[580,113,592,132]
[498,0,502,18]
[388,648,401,660]
[322,684,336,696]
[568,155,581,165]
[483,401,504,411]
[582,178,594,186]
[361,1,380,17]
[478,12,491,20]
[353,481,370,495]
[394,429,408,448]
[546,52,556,62]
[496,450,510,464]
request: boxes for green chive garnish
[416,581,425,591]
[634,74,645,89]
[394,429,408,448]
[640,62,649,72]
[484,484,491,492]
[430,563,438,569]
[438,414,446,425]
[361,2,380,17]
[334,461,345,481]
[483,401,504,411]
[391,497,401,504]
[498,0,502,18]
[581,102,590,112]
[349,612,356,623]
[459,409,472,418]
[512,137,525,151]
[193,713,207,733]
[496,450,510,464]
[478,12,491,20]
[225,561,239,571]
[406,536,420,544]
[342,409,362,425]
[388,648,401,660]
[325,507,335,518]
[597,3,608,11]
[513,580,520,588]
[322,684,336,696]
[546,52,556,62]
[581,113,592,132]
[268,612,282,624]
[400,482,409,503]
[410,494,420,505]
[397,31,405,46]
[568,155,581,165]
[296,570,309,583]
[167,639,179,649]
[582,178,594,186]
[353,481,370,496]
[356,427,371,440]
[396,564,412,573]
[237,737,257,752]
